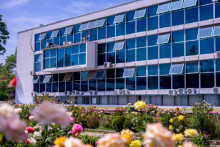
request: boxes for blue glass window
[170,64,184,74]
[74,24,80,33]
[98,80,105,91]
[98,44,106,53]
[185,7,198,23]
[97,19,106,28]
[41,41,46,49]
[148,76,158,89]
[126,78,135,90]
[201,73,214,88]
[137,37,146,48]
[98,53,105,66]
[186,28,198,41]
[60,36,66,45]
[114,14,125,24]
[114,41,125,51]
[186,74,199,88]
[39,33,46,40]
[217,37,220,51]
[216,59,220,71]
[160,63,171,75]
[126,21,135,35]
[72,45,79,54]
[157,34,170,44]
[107,79,115,91]
[172,30,184,43]
[172,42,184,57]
[126,38,135,49]
[35,42,40,51]
[81,81,88,91]
[50,58,56,68]
[107,69,115,78]
[65,26,73,35]
[126,49,135,62]
[81,71,88,81]
[126,10,135,21]
[107,26,115,38]
[60,28,66,36]
[186,62,198,73]
[67,35,73,42]
[213,26,220,36]
[35,63,41,72]
[73,81,80,91]
[107,42,114,52]
[137,48,146,61]
[148,46,158,60]
[200,0,212,5]
[137,19,146,32]
[90,29,97,41]
[80,44,86,53]
[148,35,158,46]
[116,68,124,77]
[134,9,146,19]
[217,73,220,87]
[137,77,146,90]
[148,16,158,31]
[200,4,213,21]
[79,53,86,65]
[59,82,65,92]
[87,21,97,30]
[183,0,197,8]
[216,3,220,18]
[57,49,64,67]
[200,38,214,54]
[116,50,125,63]
[160,44,171,59]
[160,76,171,89]
[35,34,40,41]
[198,27,213,38]
[116,23,125,36]
[148,5,158,17]
[71,54,78,65]
[170,0,183,11]
[107,52,115,63]
[137,66,146,76]
[74,33,81,43]
[200,60,214,72]
[116,78,124,89]
[66,82,72,91]
[160,13,170,28]
[107,16,115,26]
[98,27,106,40]
[172,10,184,26]
[157,3,170,14]
[65,47,71,67]
[173,75,184,89]
[148,65,158,75]
[186,40,198,56]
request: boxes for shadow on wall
[15,71,24,104]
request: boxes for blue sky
[0,0,133,64]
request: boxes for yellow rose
[130,140,141,147]
[169,125,173,131]
[133,101,146,110]
[54,137,67,147]
[121,129,134,137]
[122,133,132,144]
[170,118,173,123]
[178,115,184,121]
[172,134,184,142]
[184,129,199,138]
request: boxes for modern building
[16,0,220,106]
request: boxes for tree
[0,14,10,55]
[0,52,16,79]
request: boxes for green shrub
[102,115,113,129]
[86,113,100,129]
[0,91,8,101]
[80,135,98,146]
[112,116,125,132]
[192,134,210,147]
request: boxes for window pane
[114,14,125,24]
[35,63,41,71]
[114,41,125,51]
[200,4,213,21]
[200,38,214,54]
[72,45,79,54]
[137,19,146,32]
[80,44,86,53]
[148,46,158,60]
[137,66,146,76]
[126,21,135,35]
[35,54,41,62]
[74,24,80,33]
[65,26,73,35]
[116,68,124,77]
[90,29,97,41]
[51,30,59,38]
[116,23,125,36]
[148,5,158,17]
[186,28,198,40]
[81,71,88,81]
[186,74,199,88]
[186,62,198,73]
[116,78,124,89]
[160,63,171,75]
[73,81,80,91]
[89,80,96,91]
[126,10,135,21]
[157,3,170,14]
[186,40,198,56]
[116,50,125,63]
[217,72,220,87]
[107,52,115,63]
[172,10,184,26]
[134,9,146,19]
[183,0,197,8]
[35,42,40,51]
[148,65,158,75]
[81,81,88,91]
[137,48,146,61]
[157,34,170,44]
[39,33,46,40]
[98,27,106,40]
[98,53,105,65]
[148,16,158,31]
[123,68,135,77]
[74,33,81,43]
[65,47,71,67]
[126,49,135,62]
[79,53,86,65]
[160,76,171,89]
[57,49,64,67]
[126,78,135,90]
[201,73,214,88]
[79,23,88,31]
[199,27,213,38]
[107,79,115,91]
[172,30,184,43]
[173,75,184,89]
[98,44,106,53]
[170,0,183,11]
[148,35,158,46]
[160,13,170,28]
[185,7,198,23]
[67,35,73,42]
[172,42,184,57]
[107,69,115,78]
[95,71,105,79]
[148,76,158,89]
[216,3,220,18]
[200,60,214,72]
[137,36,146,48]
[50,58,56,68]
[98,80,105,91]
[137,77,146,90]
[217,59,220,71]
[43,75,51,83]
[87,21,97,30]
[213,26,220,36]
[160,44,171,59]
[126,38,135,49]
[216,37,220,51]
[170,64,184,74]
[107,26,115,38]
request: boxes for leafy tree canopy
[0,14,10,55]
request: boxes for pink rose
[69,117,75,123]
[71,124,83,137]
[25,127,35,133]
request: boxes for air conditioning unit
[122,89,129,95]
[63,41,68,45]
[72,90,78,95]
[177,89,186,95]
[114,89,122,95]
[67,41,73,45]
[30,71,36,75]
[104,62,112,68]
[216,51,220,59]
[31,92,37,97]
[65,91,71,96]
[42,91,47,96]
[168,89,176,96]
[213,87,219,94]
[46,42,53,48]
[81,38,86,42]
[186,88,196,95]
[90,90,97,95]
[78,91,84,95]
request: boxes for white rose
[33,132,42,139]
[14,108,22,114]
[29,137,36,145]
[29,116,35,121]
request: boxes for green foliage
[0,91,8,101]
[0,14,10,55]
[112,116,125,132]
[86,113,100,129]
[80,135,98,146]
[192,134,211,147]
[102,115,113,129]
